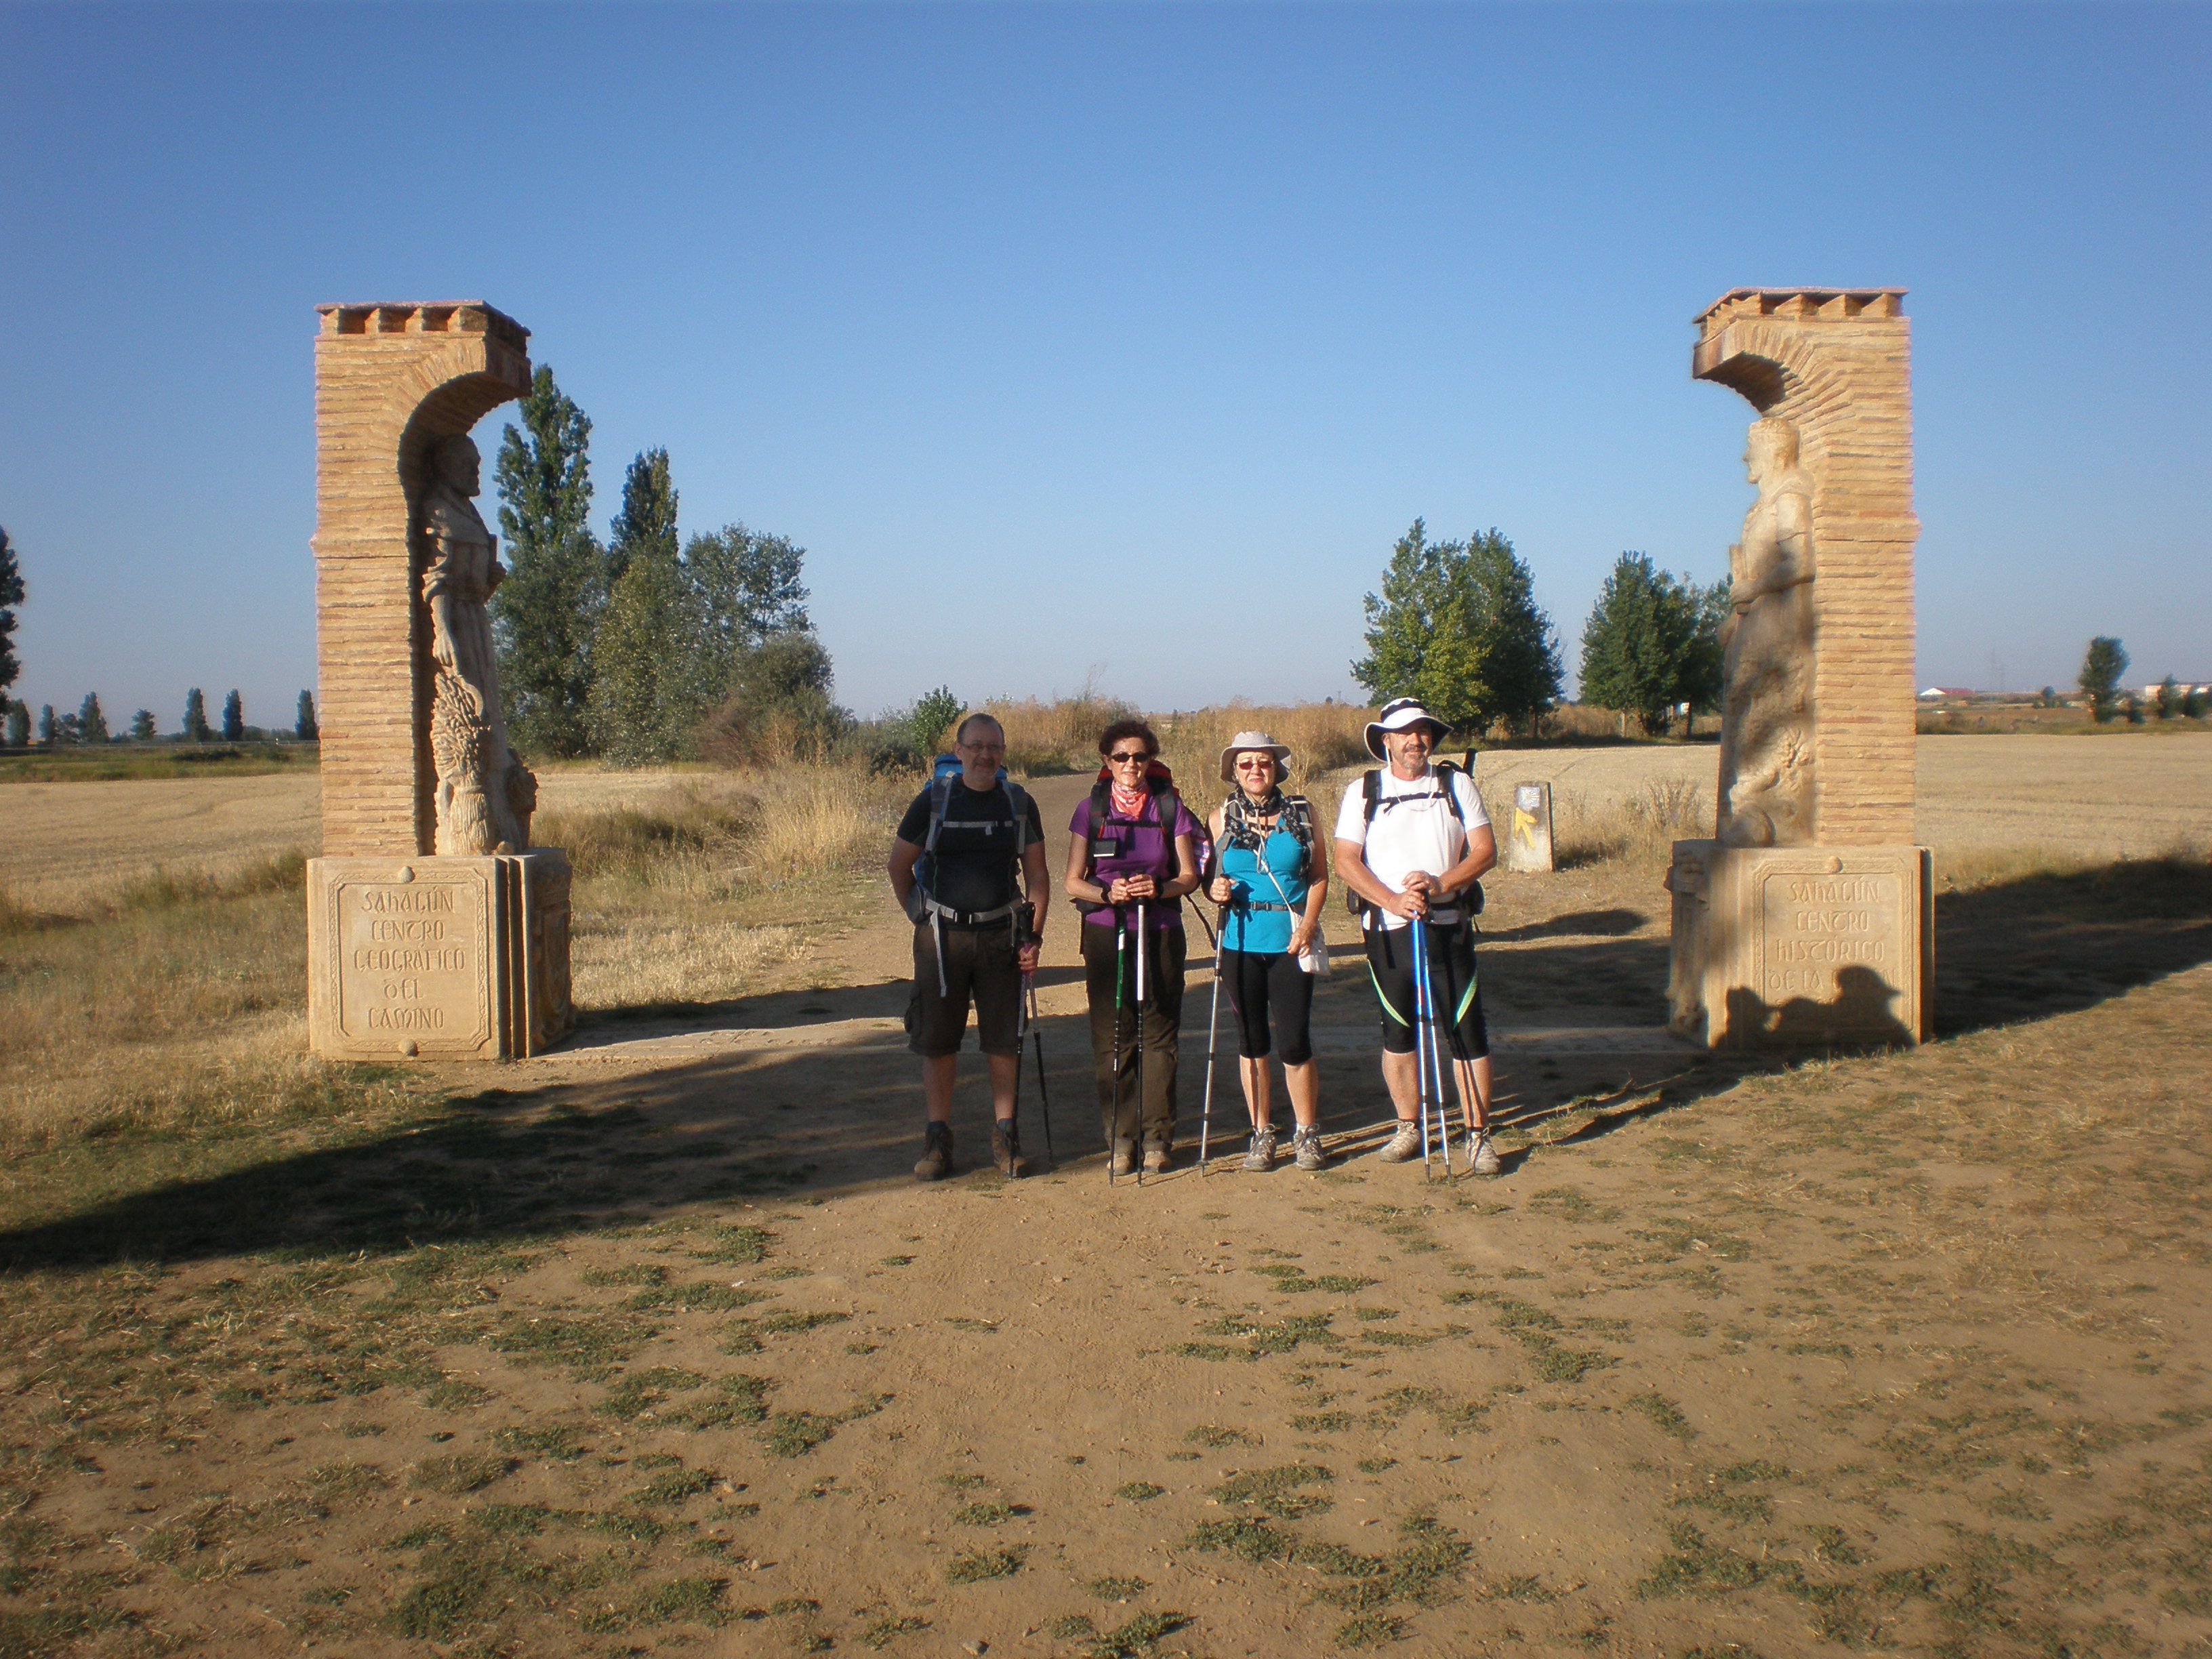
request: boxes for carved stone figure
[419,435,534,854]
[1715,415,1816,846]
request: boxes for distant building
[1917,687,1975,700]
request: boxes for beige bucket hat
[1218,729,1293,783]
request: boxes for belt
[922,897,1020,928]
[1241,900,1294,912]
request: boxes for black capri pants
[1363,918,1489,1061]
[1219,949,1315,1066]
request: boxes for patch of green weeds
[633,1465,714,1506]
[306,1460,391,1498]
[861,1613,929,1647]
[943,1544,1026,1583]
[1290,1412,1353,1433]
[954,1501,1017,1525]
[1082,1610,1190,1657]
[663,1374,773,1429]
[1484,1574,1560,1603]
[691,1225,775,1264]
[1089,1575,1149,1599]
[419,1377,493,1408]
[1626,1391,1696,1440]
[625,1280,756,1313]
[487,1311,653,1373]
[1115,1483,1164,1502]
[880,1254,916,1267]
[390,1563,491,1639]
[1253,1264,1379,1296]
[581,1263,668,1288]
[1528,1187,1620,1223]
[595,1366,709,1420]
[492,1424,586,1461]
[1357,1457,1397,1474]
[1185,1425,1257,1448]
[1353,1307,1399,1322]
[1335,1613,1406,1647]
[631,1575,731,1626]
[410,1454,516,1495]
[720,1309,851,1353]
[943,1317,998,1332]
[1211,1464,1334,1520]
[1048,1614,1099,1639]
[764,1412,841,1459]
[1176,1312,1338,1362]
[1453,1291,1614,1384]
[1186,1517,1292,1560]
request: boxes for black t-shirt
[897,781,1044,917]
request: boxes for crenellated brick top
[314,302,530,351]
[1694,289,1906,336]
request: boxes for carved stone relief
[1715,415,1817,847]
[417,435,535,855]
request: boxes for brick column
[312,302,531,856]
[1693,289,1918,846]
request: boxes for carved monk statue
[419,434,535,855]
[1715,414,1816,847]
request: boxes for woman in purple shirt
[1063,719,1203,1175]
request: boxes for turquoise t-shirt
[1219,827,1309,954]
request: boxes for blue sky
[2,2,2206,730]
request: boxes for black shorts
[909,920,1023,1058]
[1363,920,1488,1060]
[1219,949,1315,1066]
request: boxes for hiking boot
[1467,1130,1502,1176]
[992,1119,1030,1179]
[1374,1120,1423,1163]
[1110,1139,1137,1177]
[1241,1124,1277,1172]
[1292,1125,1328,1172]
[1143,1139,1172,1174]
[914,1121,954,1182]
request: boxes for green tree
[588,544,699,764]
[684,523,812,692]
[905,686,964,754]
[2154,675,2179,720]
[1352,521,1564,737]
[2079,636,2128,722]
[78,693,109,743]
[295,689,319,741]
[698,632,848,766]
[606,447,678,586]
[0,525,23,699]
[182,687,211,742]
[221,689,245,741]
[4,701,26,747]
[1577,552,1725,736]
[129,708,156,741]
[37,704,56,744]
[493,366,605,758]
[2184,684,2207,720]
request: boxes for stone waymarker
[304,302,573,1060]
[1494,781,1555,874]
[1666,288,1933,1049]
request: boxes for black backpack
[1343,761,1483,920]
[1075,761,1190,918]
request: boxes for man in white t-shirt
[1332,697,1501,1174]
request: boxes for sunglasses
[1107,750,1152,764]
[1235,757,1275,769]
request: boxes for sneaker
[1467,1130,1502,1176]
[914,1121,954,1182]
[1292,1125,1328,1171]
[1143,1140,1173,1174]
[992,1119,1030,1179]
[1110,1139,1137,1177]
[1241,1125,1277,1172]
[1374,1120,1423,1163]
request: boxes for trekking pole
[1134,901,1149,1186]
[1027,975,1054,1167]
[1421,922,1454,1177]
[1410,916,1435,1181]
[1199,904,1222,1179]
[1006,972,1025,1179]
[1109,918,1124,1187]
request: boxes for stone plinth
[307,853,573,1061]
[1494,781,1555,874]
[1666,840,1931,1050]
[313,302,532,859]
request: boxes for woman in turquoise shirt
[1204,731,1332,1171]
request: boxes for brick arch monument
[1666,288,1933,1049]
[305,301,574,1061]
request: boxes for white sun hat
[1218,729,1293,783]
[1362,697,1450,760]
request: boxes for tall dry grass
[1552,777,1710,867]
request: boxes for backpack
[1343,761,1484,920]
[1218,790,1315,857]
[1075,759,1195,918]
[913,755,1038,993]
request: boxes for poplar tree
[4,702,26,747]
[1577,553,1725,736]
[0,525,22,700]
[588,450,690,762]
[493,365,604,757]
[2079,636,2128,722]
[129,709,156,741]
[78,693,109,743]
[295,690,319,741]
[183,687,211,742]
[222,689,245,741]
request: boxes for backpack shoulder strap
[1432,761,1468,825]
[1359,768,1384,825]
[1086,778,1111,841]
[1000,779,1033,855]
[1284,795,1314,844]
[922,775,954,853]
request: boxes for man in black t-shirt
[888,713,1049,1181]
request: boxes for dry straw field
[3,710,2211,1658]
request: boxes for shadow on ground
[5,860,2205,1274]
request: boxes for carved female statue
[419,434,533,854]
[1715,415,1816,846]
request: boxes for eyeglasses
[1235,758,1275,769]
[1107,750,1151,764]
[958,741,1006,755]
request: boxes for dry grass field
[3,726,2211,1658]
